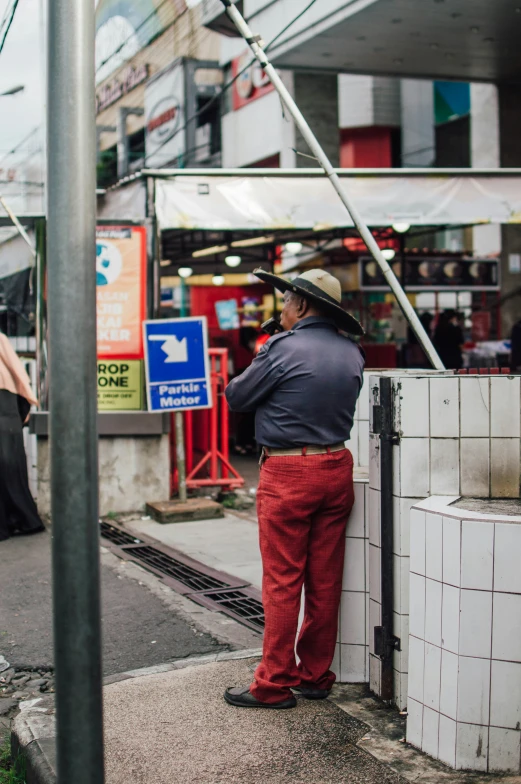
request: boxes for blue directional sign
[143,317,212,412]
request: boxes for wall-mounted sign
[360,256,500,292]
[96,63,149,115]
[232,51,275,111]
[96,225,147,358]
[97,360,143,410]
[145,61,185,168]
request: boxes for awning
[0,229,35,280]
[153,169,521,232]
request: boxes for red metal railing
[170,348,244,494]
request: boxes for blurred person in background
[0,331,44,541]
[433,309,464,370]
[511,317,521,372]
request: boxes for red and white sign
[145,61,185,168]
[232,52,274,111]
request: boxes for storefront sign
[215,299,239,330]
[360,256,500,291]
[471,311,491,342]
[145,61,185,168]
[232,52,275,111]
[96,63,149,115]
[97,360,143,410]
[96,225,147,358]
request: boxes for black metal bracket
[374,626,401,659]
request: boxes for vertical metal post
[175,411,187,502]
[47,0,105,781]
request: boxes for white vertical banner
[145,59,186,168]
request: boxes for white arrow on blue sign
[143,317,213,412]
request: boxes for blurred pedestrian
[511,317,521,372]
[224,269,364,709]
[433,309,464,369]
[0,331,44,541]
[405,311,434,368]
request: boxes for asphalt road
[0,529,227,674]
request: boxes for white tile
[460,521,494,591]
[365,539,370,594]
[438,715,457,768]
[456,723,489,772]
[365,593,370,654]
[492,593,521,662]
[424,642,442,711]
[410,508,426,576]
[422,707,440,758]
[393,497,421,557]
[340,644,367,683]
[425,513,443,582]
[459,589,492,659]
[494,523,521,594]
[394,377,430,437]
[394,670,408,712]
[491,377,521,438]
[369,653,381,694]
[460,438,490,498]
[358,379,370,421]
[331,643,341,678]
[347,481,366,538]
[490,660,521,730]
[406,698,423,749]
[393,612,409,673]
[409,573,426,639]
[442,517,461,588]
[368,599,381,655]
[358,420,370,468]
[488,727,521,774]
[400,439,430,498]
[425,578,442,647]
[440,649,458,720]
[343,538,366,593]
[491,439,521,499]
[441,583,460,654]
[369,434,380,492]
[369,544,381,604]
[348,420,360,467]
[392,443,401,496]
[393,556,410,618]
[430,377,460,438]
[460,377,490,438]
[340,591,366,646]
[457,656,491,725]
[430,439,460,496]
[408,636,425,703]
[368,488,381,547]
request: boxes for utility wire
[144,0,318,166]
[0,0,20,56]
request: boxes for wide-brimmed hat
[254,267,364,336]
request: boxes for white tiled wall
[407,500,521,774]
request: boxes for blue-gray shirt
[225,316,364,448]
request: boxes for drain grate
[193,588,265,630]
[100,522,143,547]
[126,546,230,593]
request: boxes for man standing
[224,268,364,709]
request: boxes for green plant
[0,734,26,784]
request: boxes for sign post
[143,317,212,500]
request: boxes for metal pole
[47,0,105,781]
[220,0,445,371]
[175,411,187,502]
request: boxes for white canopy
[153,169,521,232]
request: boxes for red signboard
[471,311,491,342]
[232,52,275,111]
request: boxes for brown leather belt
[262,442,346,457]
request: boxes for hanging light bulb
[381,248,396,261]
[392,222,410,234]
[178,267,193,278]
[212,274,225,286]
[225,255,242,268]
[285,241,303,254]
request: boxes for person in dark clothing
[433,309,464,370]
[406,311,434,368]
[0,332,44,541]
[224,268,364,710]
[511,318,521,372]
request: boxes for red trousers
[250,449,354,703]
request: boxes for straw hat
[254,267,364,336]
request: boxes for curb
[10,648,262,784]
